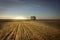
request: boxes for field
[0,20,60,40]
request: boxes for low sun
[13,16,27,19]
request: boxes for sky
[0,0,60,19]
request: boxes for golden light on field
[13,16,27,19]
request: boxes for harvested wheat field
[0,20,60,40]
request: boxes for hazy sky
[0,0,60,19]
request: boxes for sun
[13,16,27,19]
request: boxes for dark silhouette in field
[31,16,36,20]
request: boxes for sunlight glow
[13,16,27,19]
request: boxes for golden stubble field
[0,20,60,40]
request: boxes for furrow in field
[0,23,18,40]
[20,23,26,40]
[5,24,18,40]
[21,23,34,40]
[0,23,15,39]
[24,23,44,40]
[15,23,22,40]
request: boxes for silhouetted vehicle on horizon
[31,16,36,20]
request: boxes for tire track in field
[25,23,47,40]
[15,23,23,40]
[20,23,26,40]
[1,23,18,40]
[21,23,34,40]
[5,24,18,40]
[0,23,15,40]
[23,23,44,40]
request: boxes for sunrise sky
[0,0,60,19]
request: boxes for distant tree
[31,16,36,20]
